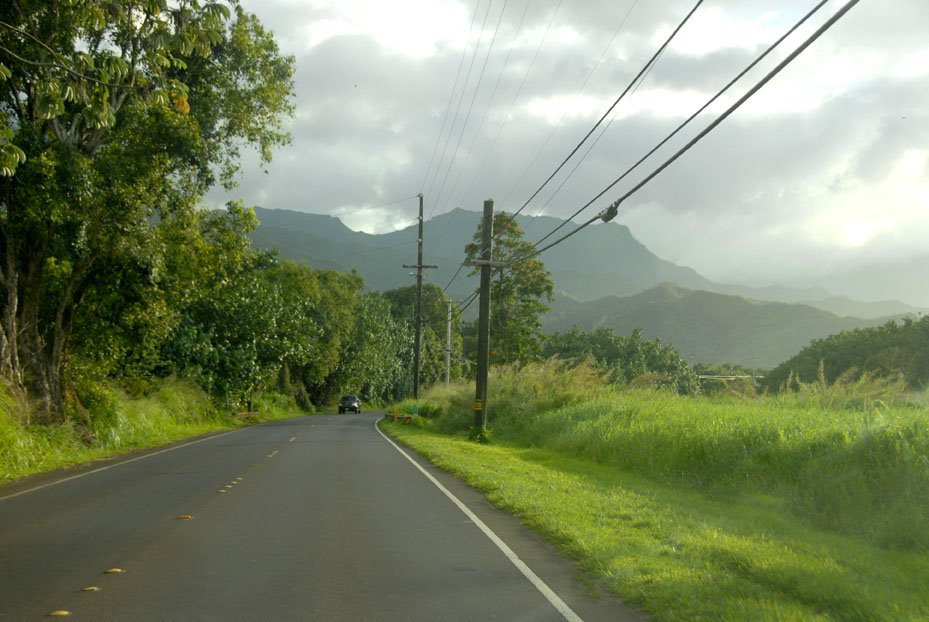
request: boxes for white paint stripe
[374,420,584,622]
[0,428,246,502]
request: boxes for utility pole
[403,193,436,400]
[445,300,452,388]
[471,199,495,431]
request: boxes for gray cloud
[207,0,929,302]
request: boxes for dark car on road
[338,395,361,414]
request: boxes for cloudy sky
[208,0,928,301]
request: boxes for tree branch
[0,21,136,90]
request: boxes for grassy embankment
[0,378,306,484]
[382,361,929,621]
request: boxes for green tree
[271,262,363,408]
[764,316,929,392]
[0,1,294,418]
[154,206,365,411]
[382,283,465,389]
[329,292,412,404]
[542,326,700,395]
[465,212,554,365]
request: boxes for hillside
[763,315,929,391]
[250,206,711,302]
[541,284,890,368]
[249,207,919,367]
[249,207,925,319]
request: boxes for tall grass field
[384,360,929,621]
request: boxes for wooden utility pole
[445,300,452,388]
[403,193,436,400]
[472,199,494,430]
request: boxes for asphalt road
[0,413,645,621]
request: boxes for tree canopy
[382,283,466,389]
[0,0,294,417]
[465,212,554,365]
[764,316,929,392]
[541,326,700,395]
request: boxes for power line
[530,0,832,249]
[519,0,640,235]
[524,10,663,225]
[430,0,506,217]
[448,0,539,212]
[429,0,557,290]
[516,0,861,265]
[499,0,618,212]
[437,0,601,297]
[442,259,469,294]
[509,0,704,221]
[432,0,518,219]
[423,0,486,201]
[427,0,496,210]
[457,289,481,317]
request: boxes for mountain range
[542,285,891,369]
[249,206,924,367]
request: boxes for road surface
[0,413,645,621]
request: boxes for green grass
[0,378,307,483]
[382,361,929,621]
[382,424,929,622]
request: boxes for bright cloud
[210,0,929,305]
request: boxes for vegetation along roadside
[382,360,929,622]
[0,378,305,484]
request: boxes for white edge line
[374,419,585,622]
[0,428,246,502]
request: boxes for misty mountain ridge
[542,284,893,368]
[249,206,926,319]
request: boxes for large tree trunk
[0,196,22,389]
[0,252,22,387]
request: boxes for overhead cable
[455,289,481,317]
[500,0,636,229]
[515,0,861,265]
[434,0,525,219]
[525,12,663,225]
[430,0,509,217]
[423,0,488,202]
[509,0,704,220]
[429,0,497,213]
[437,0,559,295]
[442,258,468,294]
[531,0,832,250]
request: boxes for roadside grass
[383,361,929,620]
[0,378,307,484]
[412,361,929,548]
[382,423,929,622]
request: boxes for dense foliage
[764,316,929,392]
[0,0,294,418]
[382,283,466,389]
[0,2,440,429]
[464,212,554,364]
[541,326,700,395]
